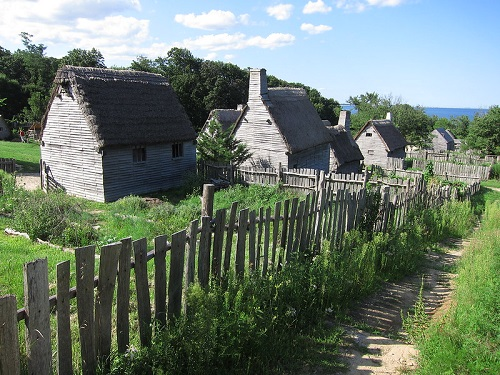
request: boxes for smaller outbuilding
[430,128,456,152]
[354,112,407,167]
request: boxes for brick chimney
[249,68,268,101]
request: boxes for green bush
[13,190,84,242]
[490,163,500,180]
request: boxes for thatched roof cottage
[41,66,197,202]
[430,127,455,152]
[354,113,407,167]
[209,68,362,172]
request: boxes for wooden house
[430,128,455,152]
[325,110,364,173]
[354,113,407,167]
[228,68,335,171]
[41,66,197,202]
[0,115,9,140]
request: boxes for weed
[401,277,429,344]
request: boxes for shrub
[490,163,500,180]
[13,190,83,242]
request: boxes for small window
[365,132,372,137]
[367,150,374,155]
[172,143,183,158]
[133,147,146,163]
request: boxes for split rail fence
[0,171,480,374]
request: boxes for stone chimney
[338,110,351,133]
[249,68,268,101]
[386,112,393,121]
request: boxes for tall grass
[415,197,500,375]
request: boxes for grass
[0,140,41,173]
[414,188,500,375]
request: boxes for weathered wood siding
[0,116,9,140]
[236,101,289,169]
[431,132,452,152]
[336,160,361,174]
[355,125,389,167]
[41,93,106,201]
[102,142,196,202]
[288,143,329,171]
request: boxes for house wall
[431,132,452,152]
[101,142,196,202]
[0,117,9,140]
[336,160,361,174]
[235,100,289,169]
[355,125,389,167]
[288,143,329,171]
[41,93,106,201]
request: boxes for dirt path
[15,173,41,191]
[335,241,466,374]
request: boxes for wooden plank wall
[0,158,16,173]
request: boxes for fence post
[380,185,390,232]
[201,184,215,218]
[0,295,20,375]
[24,258,52,375]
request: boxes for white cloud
[266,4,294,20]
[174,32,295,52]
[174,10,249,30]
[301,23,332,35]
[303,0,332,14]
[336,0,406,12]
[205,52,218,61]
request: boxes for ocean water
[341,105,489,120]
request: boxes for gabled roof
[43,66,197,148]
[203,108,244,133]
[355,119,407,152]
[433,128,455,144]
[326,126,364,164]
[264,87,333,154]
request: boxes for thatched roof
[355,119,407,152]
[326,126,364,164]
[433,128,455,144]
[265,88,333,154]
[43,66,196,148]
[203,108,244,133]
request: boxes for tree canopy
[465,106,500,155]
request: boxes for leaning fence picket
[212,209,226,278]
[75,246,96,375]
[224,202,238,275]
[168,230,186,320]
[0,295,20,375]
[154,235,168,327]
[95,242,121,368]
[133,238,152,347]
[117,238,132,354]
[236,208,249,276]
[56,261,72,375]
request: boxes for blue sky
[1,0,498,108]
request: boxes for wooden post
[183,220,198,314]
[236,208,249,277]
[24,258,51,375]
[154,235,168,327]
[95,242,121,369]
[75,246,96,374]
[169,230,186,320]
[201,184,215,218]
[117,238,132,354]
[198,216,212,288]
[0,295,20,375]
[133,238,151,347]
[56,261,72,375]
[211,209,226,278]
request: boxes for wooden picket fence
[407,150,499,166]
[0,158,16,173]
[0,172,480,374]
[412,159,491,182]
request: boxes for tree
[391,104,433,148]
[196,118,252,167]
[347,92,394,133]
[60,48,106,68]
[465,106,500,155]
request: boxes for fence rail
[0,158,16,173]
[412,159,491,182]
[0,170,481,374]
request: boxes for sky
[0,0,499,108]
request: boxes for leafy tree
[197,118,252,167]
[347,92,394,133]
[448,115,470,139]
[391,104,433,148]
[465,106,500,155]
[60,48,106,68]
